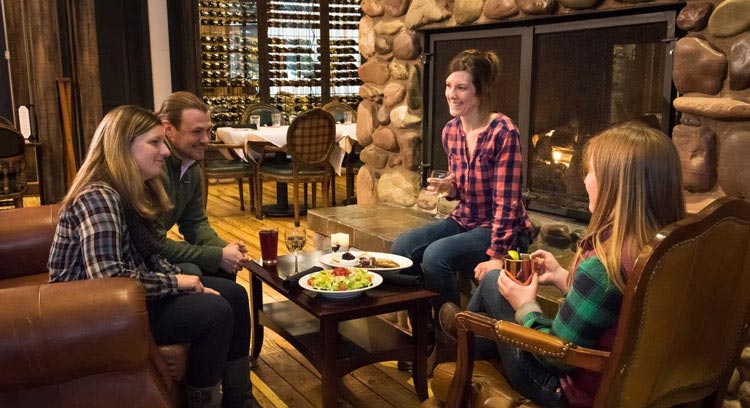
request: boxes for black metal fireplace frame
[421,8,679,222]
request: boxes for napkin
[380,272,424,287]
[282,266,323,290]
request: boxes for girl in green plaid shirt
[454,122,685,406]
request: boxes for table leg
[412,300,431,401]
[320,318,340,407]
[249,274,264,365]
[262,182,308,217]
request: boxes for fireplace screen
[424,11,676,221]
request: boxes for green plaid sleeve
[518,256,622,371]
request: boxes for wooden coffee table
[242,251,437,407]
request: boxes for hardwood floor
[191,176,428,408]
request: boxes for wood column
[2,0,101,202]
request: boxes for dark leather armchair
[0,204,187,407]
[0,124,28,208]
[426,196,750,408]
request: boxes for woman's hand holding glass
[530,249,570,293]
[427,171,455,219]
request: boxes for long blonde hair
[572,122,686,291]
[62,105,172,219]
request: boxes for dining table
[215,123,359,217]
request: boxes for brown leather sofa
[0,204,188,407]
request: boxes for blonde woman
[445,122,685,406]
[48,106,258,408]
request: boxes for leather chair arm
[0,278,152,391]
[446,311,610,408]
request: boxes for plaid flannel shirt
[443,113,532,258]
[48,182,181,299]
[519,256,622,347]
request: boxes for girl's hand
[530,249,570,293]
[497,269,539,310]
[474,258,504,280]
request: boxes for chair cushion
[431,360,542,408]
[204,160,251,174]
[259,161,327,177]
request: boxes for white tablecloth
[216,123,358,175]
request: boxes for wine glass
[430,170,450,219]
[285,227,306,273]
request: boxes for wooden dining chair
[202,140,255,212]
[426,196,750,408]
[322,99,359,205]
[240,102,282,127]
[0,124,27,208]
[254,109,336,226]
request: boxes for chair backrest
[240,102,281,127]
[322,100,355,124]
[286,109,335,167]
[0,124,25,158]
[598,197,750,407]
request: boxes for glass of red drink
[259,227,279,265]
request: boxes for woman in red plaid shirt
[392,49,533,319]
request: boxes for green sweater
[159,146,226,274]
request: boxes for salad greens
[307,267,373,291]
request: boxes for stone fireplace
[354,0,750,216]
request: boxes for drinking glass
[271,113,282,127]
[285,227,306,273]
[430,170,450,219]
[259,226,279,265]
[343,111,353,124]
[249,115,261,129]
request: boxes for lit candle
[331,233,350,252]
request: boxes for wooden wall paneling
[167,0,200,95]
[4,0,66,202]
[65,0,101,160]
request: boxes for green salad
[306,267,373,291]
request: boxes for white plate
[319,251,413,272]
[299,270,383,300]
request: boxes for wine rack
[329,0,362,101]
[195,0,362,126]
[199,0,260,128]
[267,0,322,115]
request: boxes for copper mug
[503,253,537,285]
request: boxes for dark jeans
[147,276,250,387]
[391,217,530,313]
[468,269,567,407]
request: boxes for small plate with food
[319,251,413,272]
[299,267,383,300]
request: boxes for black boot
[221,356,261,408]
[184,382,222,408]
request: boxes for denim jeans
[468,269,567,407]
[391,218,491,312]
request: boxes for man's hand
[474,257,504,281]
[221,241,248,274]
